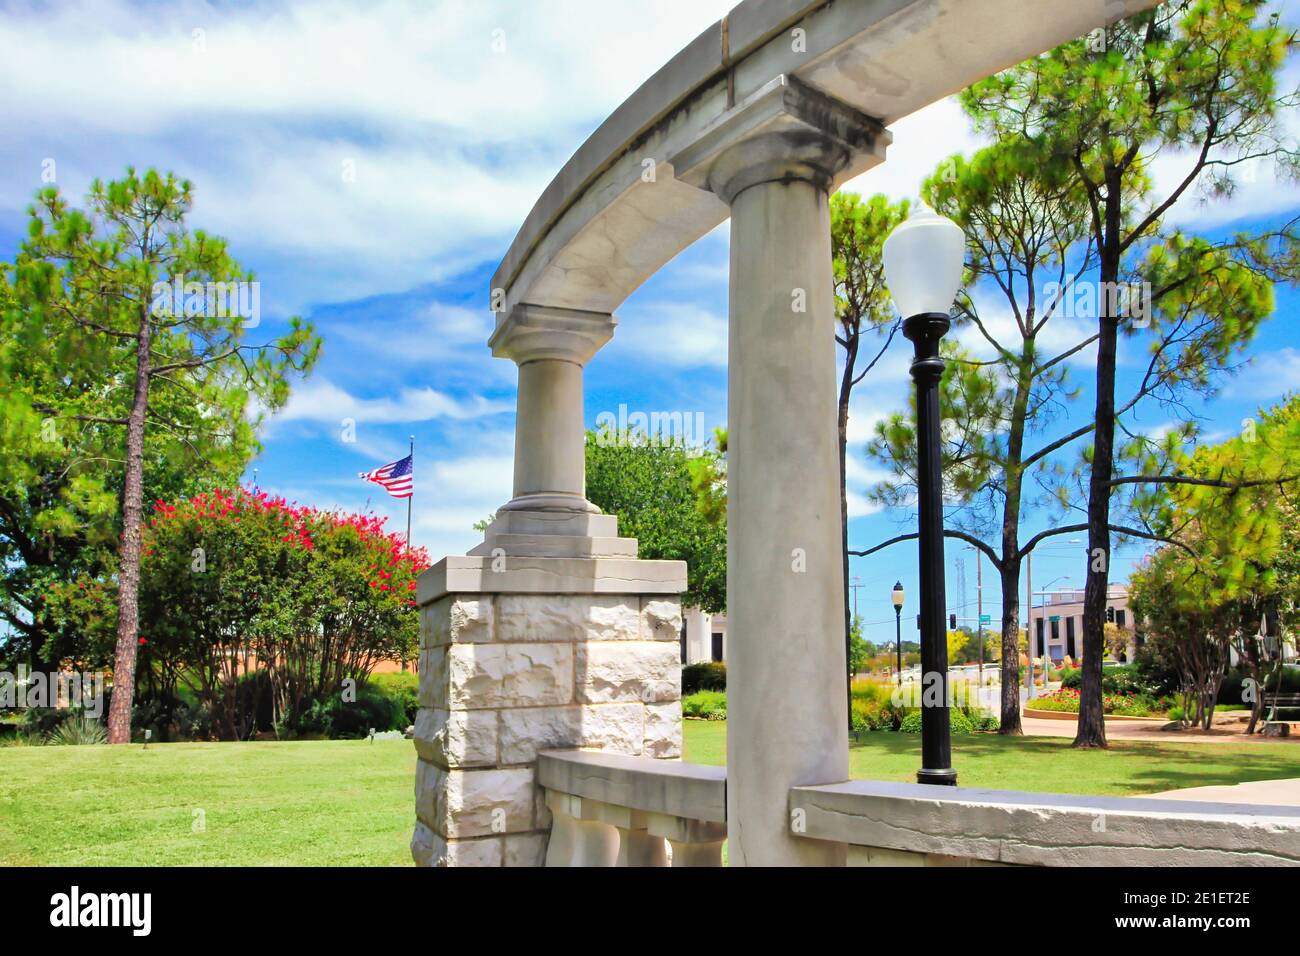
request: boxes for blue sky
[1,0,1296,649]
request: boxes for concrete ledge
[789,780,1300,866]
[418,555,688,604]
[538,750,727,823]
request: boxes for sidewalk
[1019,714,1299,745]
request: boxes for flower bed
[1030,687,1172,718]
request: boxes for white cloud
[841,97,989,204]
[1221,347,1300,402]
[0,0,738,307]
[275,378,510,426]
[609,303,727,368]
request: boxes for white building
[682,607,727,664]
[1029,585,1136,665]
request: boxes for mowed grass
[683,721,1300,796]
[2,724,1296,866]
[0,739,417,866]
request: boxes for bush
[45,716,108,745]
[682,661,726,695]
[898,708,976,735]
[850,679,906,732]
[367,672,419,725]
[296,688,405,739]
[682,690,726,720]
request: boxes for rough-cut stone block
[414,707,498,767]
[502,643,573,706]
[504,832,548,867]
[641,598,683,641]
[499,703,644,764]
[416,760,535,838]
[577,641,681,703]
[496,594,640,642]
[438,644,510,709]
[643,701,683,758]
[415,646,448,708]
[421,595,493,648]
[411,821,503,867]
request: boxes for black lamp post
[891,581,905,686]
[883,204,965,788]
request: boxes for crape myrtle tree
[136,488,428,739]
[959,0,1299,746]
[8,169,320,742]
[1130,397,1300,733]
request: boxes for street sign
[1049,615,1061,623]
[979,615,992,626]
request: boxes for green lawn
[685,721,1300,796]
[1,723,1295,866]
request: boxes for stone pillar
[492,303,612,515]
[672,75,888,866]
[413,304,688,867]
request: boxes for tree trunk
[106,308,152,744]
[1075,192,1123,749]
[998,559,1023,734]
[838,337,857,730]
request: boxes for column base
[916,768,959,787]
[468,507,639,560]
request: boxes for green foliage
[898,708,976,736]
[682,661,726,695]
[1,169,320,721]
[681,690,726,720]
[296,688,405,739]
[367,672,419,725]
[45,716,107,746]
[130,487,428,738]
[586,426,726,612]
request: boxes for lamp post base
[916,767,958,787]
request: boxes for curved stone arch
[492,0,1153,320]
[418,0,1162,868]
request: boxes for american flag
[360,454,413,499]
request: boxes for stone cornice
[670,74,890,204]
[489,303,617,366]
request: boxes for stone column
[672,75,888,866]
[413,304,688,867]
[491,303,612,515]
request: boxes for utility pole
[976,549,984,681]
[1026,551,1035,699]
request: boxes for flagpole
[406,435,414,554]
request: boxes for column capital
[670,74,889,205]
[489,303,616,366]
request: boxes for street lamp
[891,581,905,687]
[883,204,965,788]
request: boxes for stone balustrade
[537,750,727,866]
[788,780,1300,866]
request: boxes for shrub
[45,716,108,745]
[296,688,405,739]
[898,708,975,735]
[682,661,726,695]
[682,690,726,720]
[367,672,419,725]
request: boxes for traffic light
[1106,606,1115,624]
[949,613,957,630]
